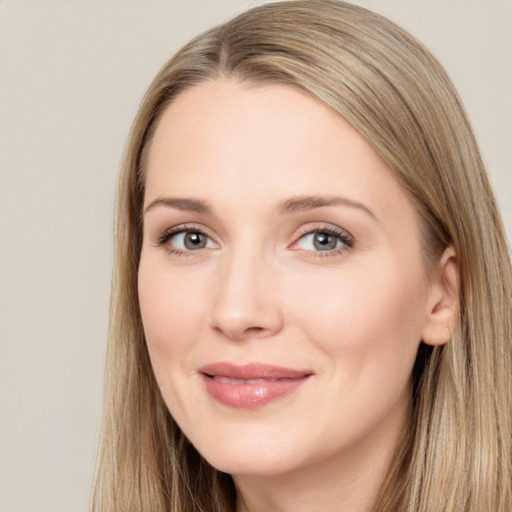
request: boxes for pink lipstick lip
[198,362,313,409]
[199,362,312,380]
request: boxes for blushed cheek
[138,269,200,413]
[138,270,195,362]
[292,269,425,370]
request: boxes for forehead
[144,79,416,229]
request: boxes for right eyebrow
[144,197,212,215]
[277,195,378,222]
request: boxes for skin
[138,80,457,512]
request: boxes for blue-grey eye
[296,232,344,251]
[171,231,214,250]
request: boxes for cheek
[137,260,212,398]
[138,261,212,419]
[286,260,427,379]
[139,262,206,347]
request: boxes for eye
[157,226,217,253]
[171,231,214,250]
[292,226,353,255]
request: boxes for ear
[421,246,459,346]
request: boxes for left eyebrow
[144,197,212,215]
[277,195,378,222]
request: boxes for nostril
[208,270,284,339]
[212,323,267,341]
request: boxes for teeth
[213,376,278,384]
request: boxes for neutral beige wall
[1,1,510,511]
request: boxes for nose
[208,250,284,341]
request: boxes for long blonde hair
[91,1,512,510]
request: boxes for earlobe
[421,246,459,346]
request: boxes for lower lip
[201,374,310,409]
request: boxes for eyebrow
[277,195,377,221]
[144,194,377,221]
[144,197,212,215]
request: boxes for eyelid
[153,222,354,258]
[155,223,219,251]
[290,223,355,257]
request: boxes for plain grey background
[1,1,511,511]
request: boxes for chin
[193,433,304,477]
[206,454,298,477]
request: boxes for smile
[199,362,313,409]
[211,377,290,384]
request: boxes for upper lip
[199,362,312,380]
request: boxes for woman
[91,1,512,510]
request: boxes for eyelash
[155,223,354,258]
[156,224,213,257]
[293,225,354,258]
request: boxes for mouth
[198,362,313,409]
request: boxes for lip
[198,362,313,409]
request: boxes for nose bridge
[209,238,282,340]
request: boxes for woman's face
[138,80,441,478]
